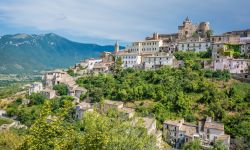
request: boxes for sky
[0,0,249,45]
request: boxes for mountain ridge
[0,33,122,74]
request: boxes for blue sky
[0,0,249,45]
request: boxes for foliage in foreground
[76,67,250,149]
[6,100,157,150]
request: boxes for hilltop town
[1,17,250,150]
[67,17,249,76]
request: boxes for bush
[53,84,69,96]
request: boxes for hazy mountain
[0,33,120,74]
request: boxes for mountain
[0,33,122,74]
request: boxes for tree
[0,130,23,150]
[79,111,158,150]
[53,84,69,96]
[206,30,214,38]
[67,69,75,77]
[183,139,202,150]
[209,141,227,150]
[111,57,123,76]
[20,100,84,150]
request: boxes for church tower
[114,41,119,54]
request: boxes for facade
[143,52,175,70]
[178,40,211,52]
[41,89,56,99]
[119,107,135,119]
[103,100,124,112]
[163,117,230,149]
[211,43,227,59]
[92,62,112,74]
[213,58,249,74]
[42,70,73,88]
[75,102,92,119]
[126,40,164,54]
[146,32,179,43]
[241,42,250,56]
[159,43,177,54]
[79,58,102,72]
[28,82,43,95]
[116,52,142,68]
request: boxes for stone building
[163,117,230,149]
[75,102,93,119]
[213,58,249,74]
[41,88,56,99]
[146,32,179,43]
[102,100,124,112]
[178,17,210,40]
[28,82,43,95]
[42,70,72,88]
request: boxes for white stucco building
[143,52,175,70]
[79,58,102,72]
[178,40,211,52]
[126,40,164,54]
[116,52,142,68]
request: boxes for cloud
[0,0,249,43]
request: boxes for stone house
[213,58,249,74]
[28,82,43,95]
[102,100,124,112]
[119,107,135,119]
[41,88,56,99]
[163,117,230,149]
[92,62,112,74]
[75,102,93,119]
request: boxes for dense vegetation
[76,66,249,149]
[2,97,157,150]
[53,84,69,96]
[1,51,249,149]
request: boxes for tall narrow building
[114,41,119,54]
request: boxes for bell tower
[114,41,119,54]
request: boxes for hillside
[0,33,120,74]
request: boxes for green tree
[53,84,69,96]
[0,130,23,150]
[183,139,202,150]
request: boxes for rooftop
[119,107,135,113]
[104,100,124,106]
[204,121,224,131]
